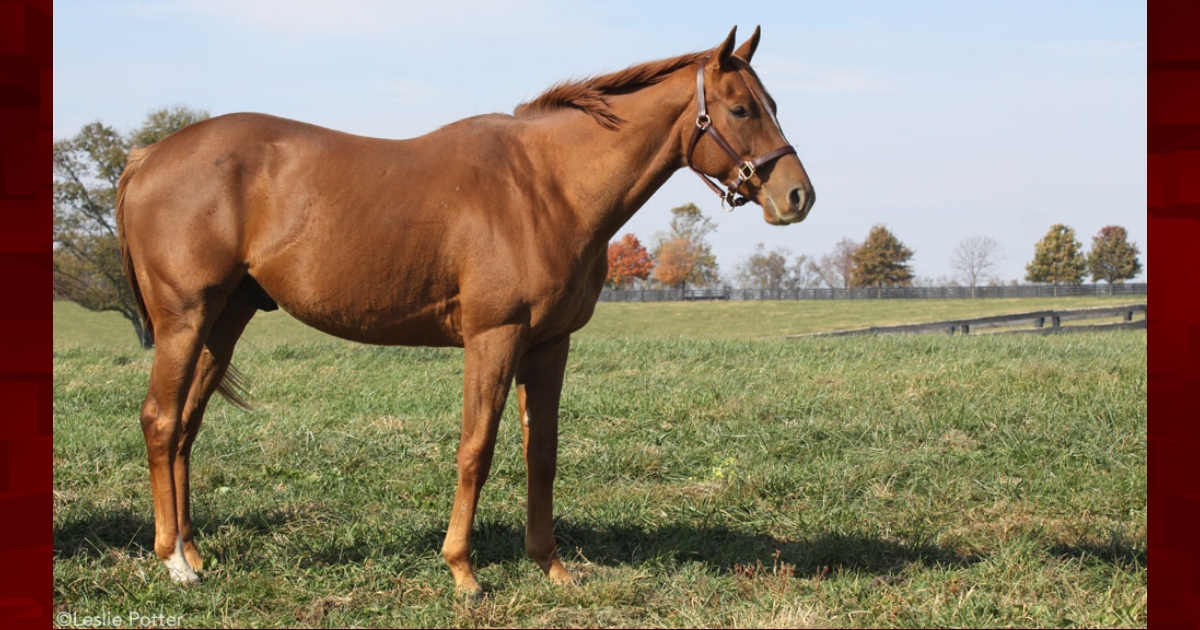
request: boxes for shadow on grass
[63,508,1142,582]
[53,505,302,560]
[468,518,982,579]
[54,504,154,560]
[54,504,977,581]
[1048,539,1146,570]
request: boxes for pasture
[54,298,1146,627]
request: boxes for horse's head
[686,26,815,226]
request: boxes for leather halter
[686,58,797,209]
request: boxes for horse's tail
[212,364,251,410]
[116,146,154,346]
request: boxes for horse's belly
[264,286,464,348]
[248,240,465,346]
[291,307,464,347]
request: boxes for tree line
[54,110,1142,348]
[608,206,1142,296]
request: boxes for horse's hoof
[459,588,486,605]
[167,566,201,587]
[548,565,575,586]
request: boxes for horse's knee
[456,447,496,487]
[140,411,178,452]
[139,396,160,428]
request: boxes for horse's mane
[514,51,708,131]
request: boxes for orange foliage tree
[606,233,655,288]
[653,236,701,289]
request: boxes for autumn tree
[54,105,210,348]
[1025,223,1086,294]
[653,236,700,289]
[850,224,914,297]
[652,203,720,288]
[606,233,654,288]
[1086,225,1142,287]
[951,235,1004,296]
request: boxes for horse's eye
[731,105,750,118]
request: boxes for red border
[7,2,1168,627]
[1149,0,1197,626]
[0,1,52,627]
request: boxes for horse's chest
[528,261,604,339]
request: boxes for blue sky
[55,1,1146,284]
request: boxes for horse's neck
[527,72,695,248]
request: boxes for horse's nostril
[789,187,805,210]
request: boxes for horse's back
[117,111,596,347]
[120,112,330,219]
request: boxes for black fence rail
[598,283,1147,302]
[787,304,1148,338]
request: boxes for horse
[115,25,815,600]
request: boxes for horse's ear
[734,25,761,64]
[709,26,738,69]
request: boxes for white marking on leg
[165,535,200,585]
[523,409,531,427]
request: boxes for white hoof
[164,537,200,586]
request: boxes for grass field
[53,298,1146,627]
[54,296,1146,348]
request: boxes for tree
[54,106,210,348]
[811,237,859,289]
[735,243,790,290]
[733,244,821,291]
[652,203,720,288]
[1087,225,1142,287]
[653,236,700,289]
[789,254,822,290]
[850,224,914,297]
[951,235,1004,296]
[606,233,654,288]
[1025,223,1086,295]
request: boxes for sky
[54,1,1147,284]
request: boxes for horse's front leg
[515,335,574,585]
[442,324,524,601]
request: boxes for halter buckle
[737,161,756,182]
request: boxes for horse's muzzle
[765,184,815,225]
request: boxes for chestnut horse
[116,26,814,599]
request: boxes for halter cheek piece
[686,58,797,210]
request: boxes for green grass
[55,295,1145,348]
[53,298,1146,627]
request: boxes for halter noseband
[686,58,797,210]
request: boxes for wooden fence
[598,283,1147,302]
[786,304,1148,338]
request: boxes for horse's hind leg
[173,290,258,573]
[140,303,213,585]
